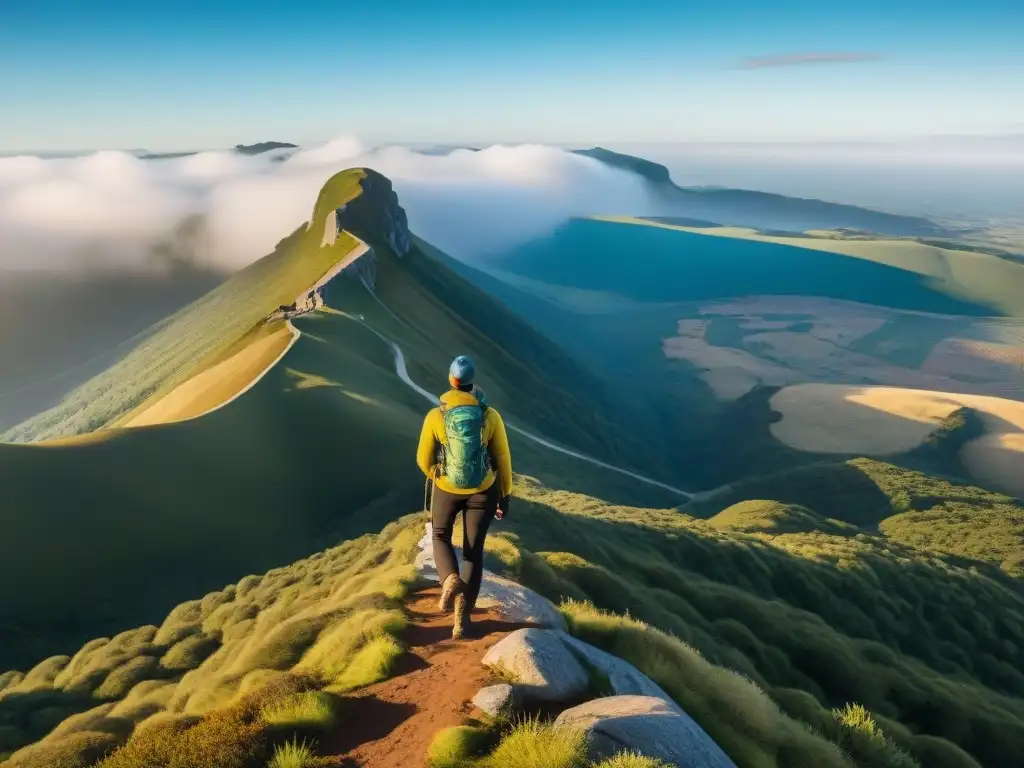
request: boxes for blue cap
[449,355,476,385]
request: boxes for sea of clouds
[0,137,658,274]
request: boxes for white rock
[555,695,736,768]
[556,632,681,712]
[476,574,567,631]
[482,628,588,702]
[471,683,516,716]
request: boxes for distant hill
[233,141,298,155]
[574,146,952,237]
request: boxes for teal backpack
[438,395,490,489]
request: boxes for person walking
[417,355,512,639]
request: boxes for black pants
[431,483,499,613]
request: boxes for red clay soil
[317,585,533,767]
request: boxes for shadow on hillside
[0,687,115,757]
[323,697,417,757]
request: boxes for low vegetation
[687,456,1024,576]
[0,516,423,767]
[486,475,1022,767]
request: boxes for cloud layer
[0,138,657,274]
[737,52,882,69]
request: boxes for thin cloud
[737,52,882,69]
[0,139,660,273]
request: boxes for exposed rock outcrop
[482,628,589,703]
[335,170,411,257]
[555,695,736,768]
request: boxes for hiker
[417,355,512,639]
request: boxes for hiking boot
[439,573,465,613]
[452,594,471,640]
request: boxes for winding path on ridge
[330,310,696,500]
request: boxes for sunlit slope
[0,171,366,444]
[602,215,1024,317]
[0,173,672,672]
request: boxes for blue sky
[2,0,1022,151]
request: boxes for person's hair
[456,382,473,392]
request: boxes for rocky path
[318,586,529,767]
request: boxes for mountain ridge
[573,146,952,236]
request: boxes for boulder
[476,575,567,631]
[555,695,735,768]
[482,629,588,702]
[557,632,680,711]
[471,683,516,717]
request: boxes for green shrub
[828,704,920,768]
[96,689,271,768]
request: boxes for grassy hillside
[5,466,1021,767]
[0,171,677,672]
[0,514,424,767]
[499,477,1024,768]
[683,457,1024,577]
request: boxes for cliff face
[335,170,411,257]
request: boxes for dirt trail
[318,585,532,767]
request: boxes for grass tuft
[267,736,317,768]
[592,754,672,768]
[483,717,588,768]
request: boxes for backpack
[438,400,490,489]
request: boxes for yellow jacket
[417,389,512,496]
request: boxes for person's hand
[497,495,511,520]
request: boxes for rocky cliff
[335,169,411,257]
